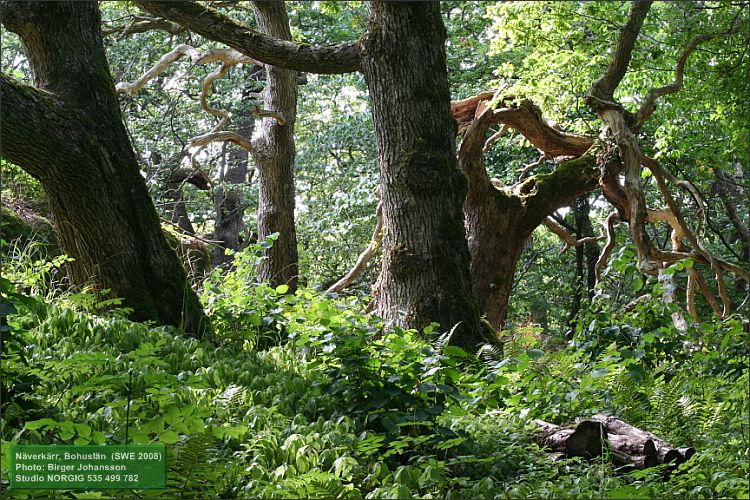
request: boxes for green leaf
[25,418,58,430]
[527,348,544,359]
[159,430,180,444]
[634,276,644,291]
[74,423,92,437]
[443,345,467,358]
[591,367,610,378]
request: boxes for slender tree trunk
[584,210,599,300]
[251,1,299,292]
[0,2,209,336]
[212,94,254,267]
[568,197,598,330]
[569,240,585,330]
[360,2,483,349]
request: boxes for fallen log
[607,432,656,457]
[534,419,604,459]
[533,416,696,470]
[678,446,697,461]
[591,414,692,465]
[611,449,659,469]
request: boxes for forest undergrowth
[0,245,748,499]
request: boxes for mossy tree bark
[0,2,209,336]
[458,105,602,329]
[360,2,483,349]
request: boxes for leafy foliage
[1,249,747,497]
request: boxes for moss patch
[0,205,58,253]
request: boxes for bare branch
[634,34,713,128]
[589,0,653,101]
[483,125,508,153]
[457,88,504,190]
[596,109,655,274]
[327,193,383,294]
[689,267,723,317]
[135,1,362,74]
[452,93,595,159]
[103,16,184,38]
[644,154,748,283]
[518,153,550,181]
[252,106,286,125]
[452,91,494,133]
[595,212,619,285]
[714,169,750,245]
[189,131,253,151]
[542,217,605,254]
[116,44,272,167]
[115,44,259,94]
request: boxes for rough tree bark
[0,2,209,336]
[250,0,299,292]
[359,2,484,348]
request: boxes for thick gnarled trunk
[458,99,602,330]
[464,187,529,329]
[360,2,483,349]
[0,2,209,336]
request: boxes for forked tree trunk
[459,101,602,330]
[0,2,209,336]
[360,2,483,349]
[251,1,299,292]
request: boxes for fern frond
[166,429,226,497]
[477,343,504,365]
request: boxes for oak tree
[0,2,209,336]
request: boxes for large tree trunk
[360,2,483,349]
[250,1,299,292]
[0,2,209,336]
